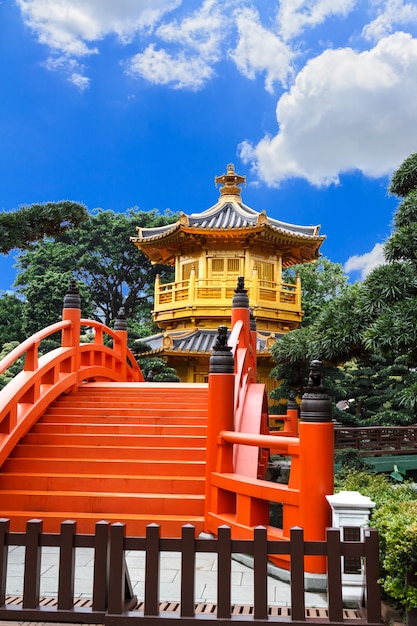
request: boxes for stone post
[326,491,375,606]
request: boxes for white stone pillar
[326,491,375,606]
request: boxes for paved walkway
[5,545,327,608]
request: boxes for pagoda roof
[136,328,280,357]
[131,164,325,265]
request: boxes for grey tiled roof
[134,198,321,242]
[188,202,257,229]
[136,328,281,355]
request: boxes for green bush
[335,469,417,610]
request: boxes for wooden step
[30,423,206,436]
[43,407,208,418]
[0,491,205,516]
[0,381,209,536]
[0,511,205,536]
[0,473,205,494]
[11,444,206,461]
[20,432,206,447]
[1,457,206,476]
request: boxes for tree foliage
[283,257,348,326]
[14,208,176,335]
[0,201,88,254]
[271,151,417,426]
[0,294,26,347]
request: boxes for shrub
[335,470,417,610]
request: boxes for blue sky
[2,0,417,292]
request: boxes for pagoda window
[209,257,243,280]
[227,258,241,274]
[182,261,197,281]
[211,259,224,275]
[257,261,275,285]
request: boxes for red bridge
[0,280,334,575]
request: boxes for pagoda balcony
[153,275,302,325]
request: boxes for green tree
[283,257,348,326]
[270,259,351,409]
[0,201,88,254]
[339,355,416,426]
[0,341,22,389]
[15,208,176,335]
[271,152,417,425]
[0,294,26,346]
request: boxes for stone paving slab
[5,545,327,608]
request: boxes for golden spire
[215,163,246,197]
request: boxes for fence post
[23,519,42,609]
[364,528,381,624]
[217,526,232,619]
[144,524,160,616]
[58,520,76,610]
[61,279,81,390]
[92,520,110,612]
[204,326,235,533]
[0,519,9,606]
[181,525,196,617]
[253,526,268,620]
[290,527,306,621]
[298,360,333,574]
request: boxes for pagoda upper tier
[132,164,324,268]
[131,164,325,335]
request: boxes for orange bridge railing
[0,281,143,468]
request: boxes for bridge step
[1,457,206,476]
[0,382,209,535]
[0,472,205,494]
[30,422,206,435]
[11,444,206,461]
[0,490,205,515]
[21,432,206,447]
[0,512,205,535]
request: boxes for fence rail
[0,518,381,625]
[335,426,417,455]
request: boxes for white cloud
[363,0,417,41]
[17,0,182,55]
[70,72,90,90]
[277,0,356,41]
[344,243,386,279]
[16,0,183,89]
[156,0,224,61]
[240,32,417,186]
[127,0,225,89]
[128,45,214,90]
[230,7,294,92]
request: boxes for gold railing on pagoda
[154,275,301,312]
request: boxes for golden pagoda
[131,164,325,393]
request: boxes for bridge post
[284,391,299,436]
[231,276,251,351]
[114,307,128,380]
[298,360,333,574]
[61,279,81,390]
[204,326,235,533]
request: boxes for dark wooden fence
[0,518,382,625]
[335,425,417,455]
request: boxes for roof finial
[215,163,246,197]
